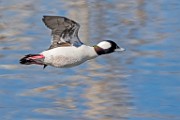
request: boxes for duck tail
[19,54,45,65]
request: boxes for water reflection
[19,61,131,120]
[83,77,132,120]
[0,0,180,120]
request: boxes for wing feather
[42,16,83,49]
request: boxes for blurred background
[0,0,180,120]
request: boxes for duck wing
[42,16,83,49]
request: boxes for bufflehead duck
[20,16,125,68]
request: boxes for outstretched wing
[42,16,83,49]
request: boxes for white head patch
[97,41,111,49]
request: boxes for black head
[94,40,125,55]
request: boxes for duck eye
[116,45,120,49]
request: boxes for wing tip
[42,15,48,23]
[42,15,48,19]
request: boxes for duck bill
[115,47,125,52]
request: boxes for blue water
[0,0,180,120]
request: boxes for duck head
[94,40,125,55]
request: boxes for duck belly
[41,45,97,68]
[44,55,86,68]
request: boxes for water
[0,0,180,120]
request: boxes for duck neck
[93,45,105,55]
[80,45,98,60]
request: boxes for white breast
[41,45,98,68]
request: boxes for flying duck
[20,16,125,69]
